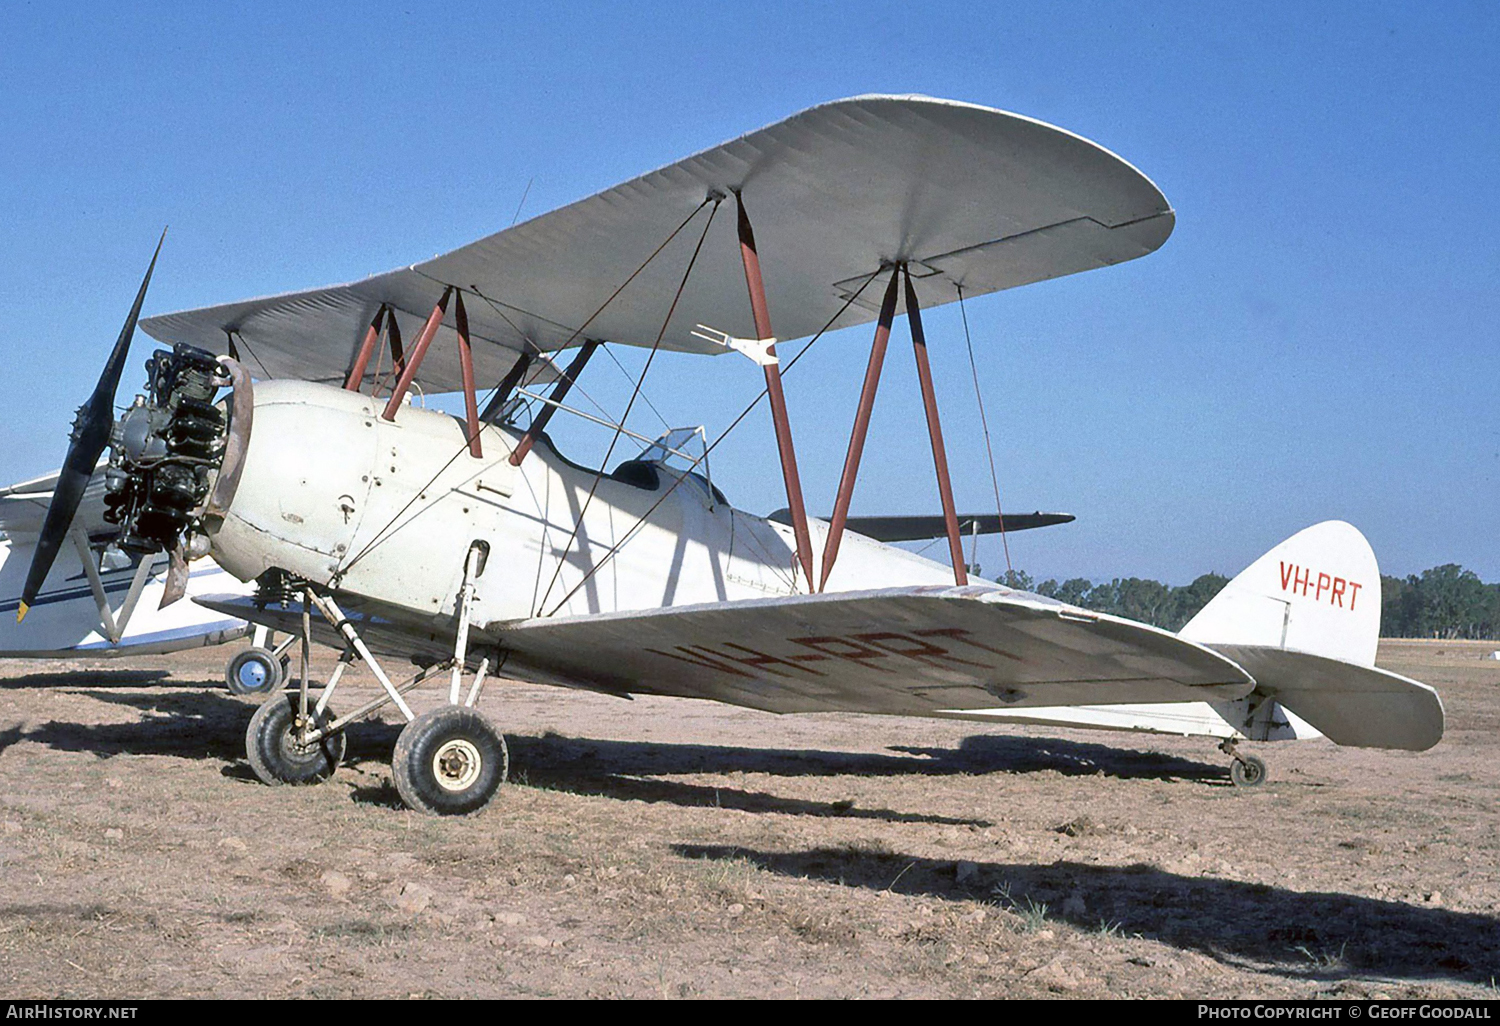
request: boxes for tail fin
[1179,521,1380,667]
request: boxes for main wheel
[226,646,285,696]
[245,694,346,785]
[1230,754,1268,787]
[392,706,508,816]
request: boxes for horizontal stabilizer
[769,509,1074,542]
[1209,644,1444,751]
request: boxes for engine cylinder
[104,344,230,553]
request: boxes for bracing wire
[602,343,672,432]
[544,267,882,616]
[465,290,618,425]
[958,285,1012,577]
[338,198,715,578]
[536,198,722,613]
[510,177,534,227]
[230,330,273,381]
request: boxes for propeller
[17,230,166,623]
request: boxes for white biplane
[16,96,1443,814]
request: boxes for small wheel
[1230,754,1268,787]
[392,706,508,816]
[245,694,346,785]
[226,646,284,696]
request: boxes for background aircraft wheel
[225,646,285,696]
[392,706,508,816]
[1230,754,1268,787]
[245,694,346,785]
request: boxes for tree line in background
[995,564,1500,640]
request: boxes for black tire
[226,646,284,696]
[1230,754,1268,787]
[392,706,508,816]
[245,694,346,785]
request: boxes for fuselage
[206,380,957,633]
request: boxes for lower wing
[491,585,1254,716]
[198,585,1253,715]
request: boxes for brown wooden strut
[480,347,534,423]
[818,269,901,592]
[508,341,600,466]
[344,305,389,391]
[904,265,968,586]
[381,287,452,421]
[735,194,815,591]
[453,292,483,458]
[386,312,405,380]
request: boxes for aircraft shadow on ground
[339,724,995,825]
[0,686,253,762]
[0,687,410,767]
[674,844,1500,986]
[0,688,1227,822]
[0,669,170,689]
[504,731,1225,784]
[338,729,1223,826]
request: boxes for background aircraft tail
[1182,521,1443,751]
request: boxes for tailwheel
[1230,753,1268,788]
[392,706,508,816]
[245,693,346,785]
[225,646,285,696]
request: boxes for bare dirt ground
[0,638,1494,999]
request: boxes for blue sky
[1,1,1495,584]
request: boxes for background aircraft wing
[140,94,1173,389]
[0,465,112,542]
[491,585,1251,716]
[768,509,1075,541]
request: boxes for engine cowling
[205,379,517,626]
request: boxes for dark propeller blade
[18,230,166,622]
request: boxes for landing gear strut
[241,545,505,814]
[1220,739,1268,787]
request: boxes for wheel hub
[238,660,269,689]
[433,738,482,792]
[279,720,321,759]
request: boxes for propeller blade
[18,230,167,622]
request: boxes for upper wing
[140,95,1173,388]
[492,585,1250,716]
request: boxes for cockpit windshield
[636,426,704,466]
[610,426,726,505]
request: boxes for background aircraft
[0,464,288,694]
